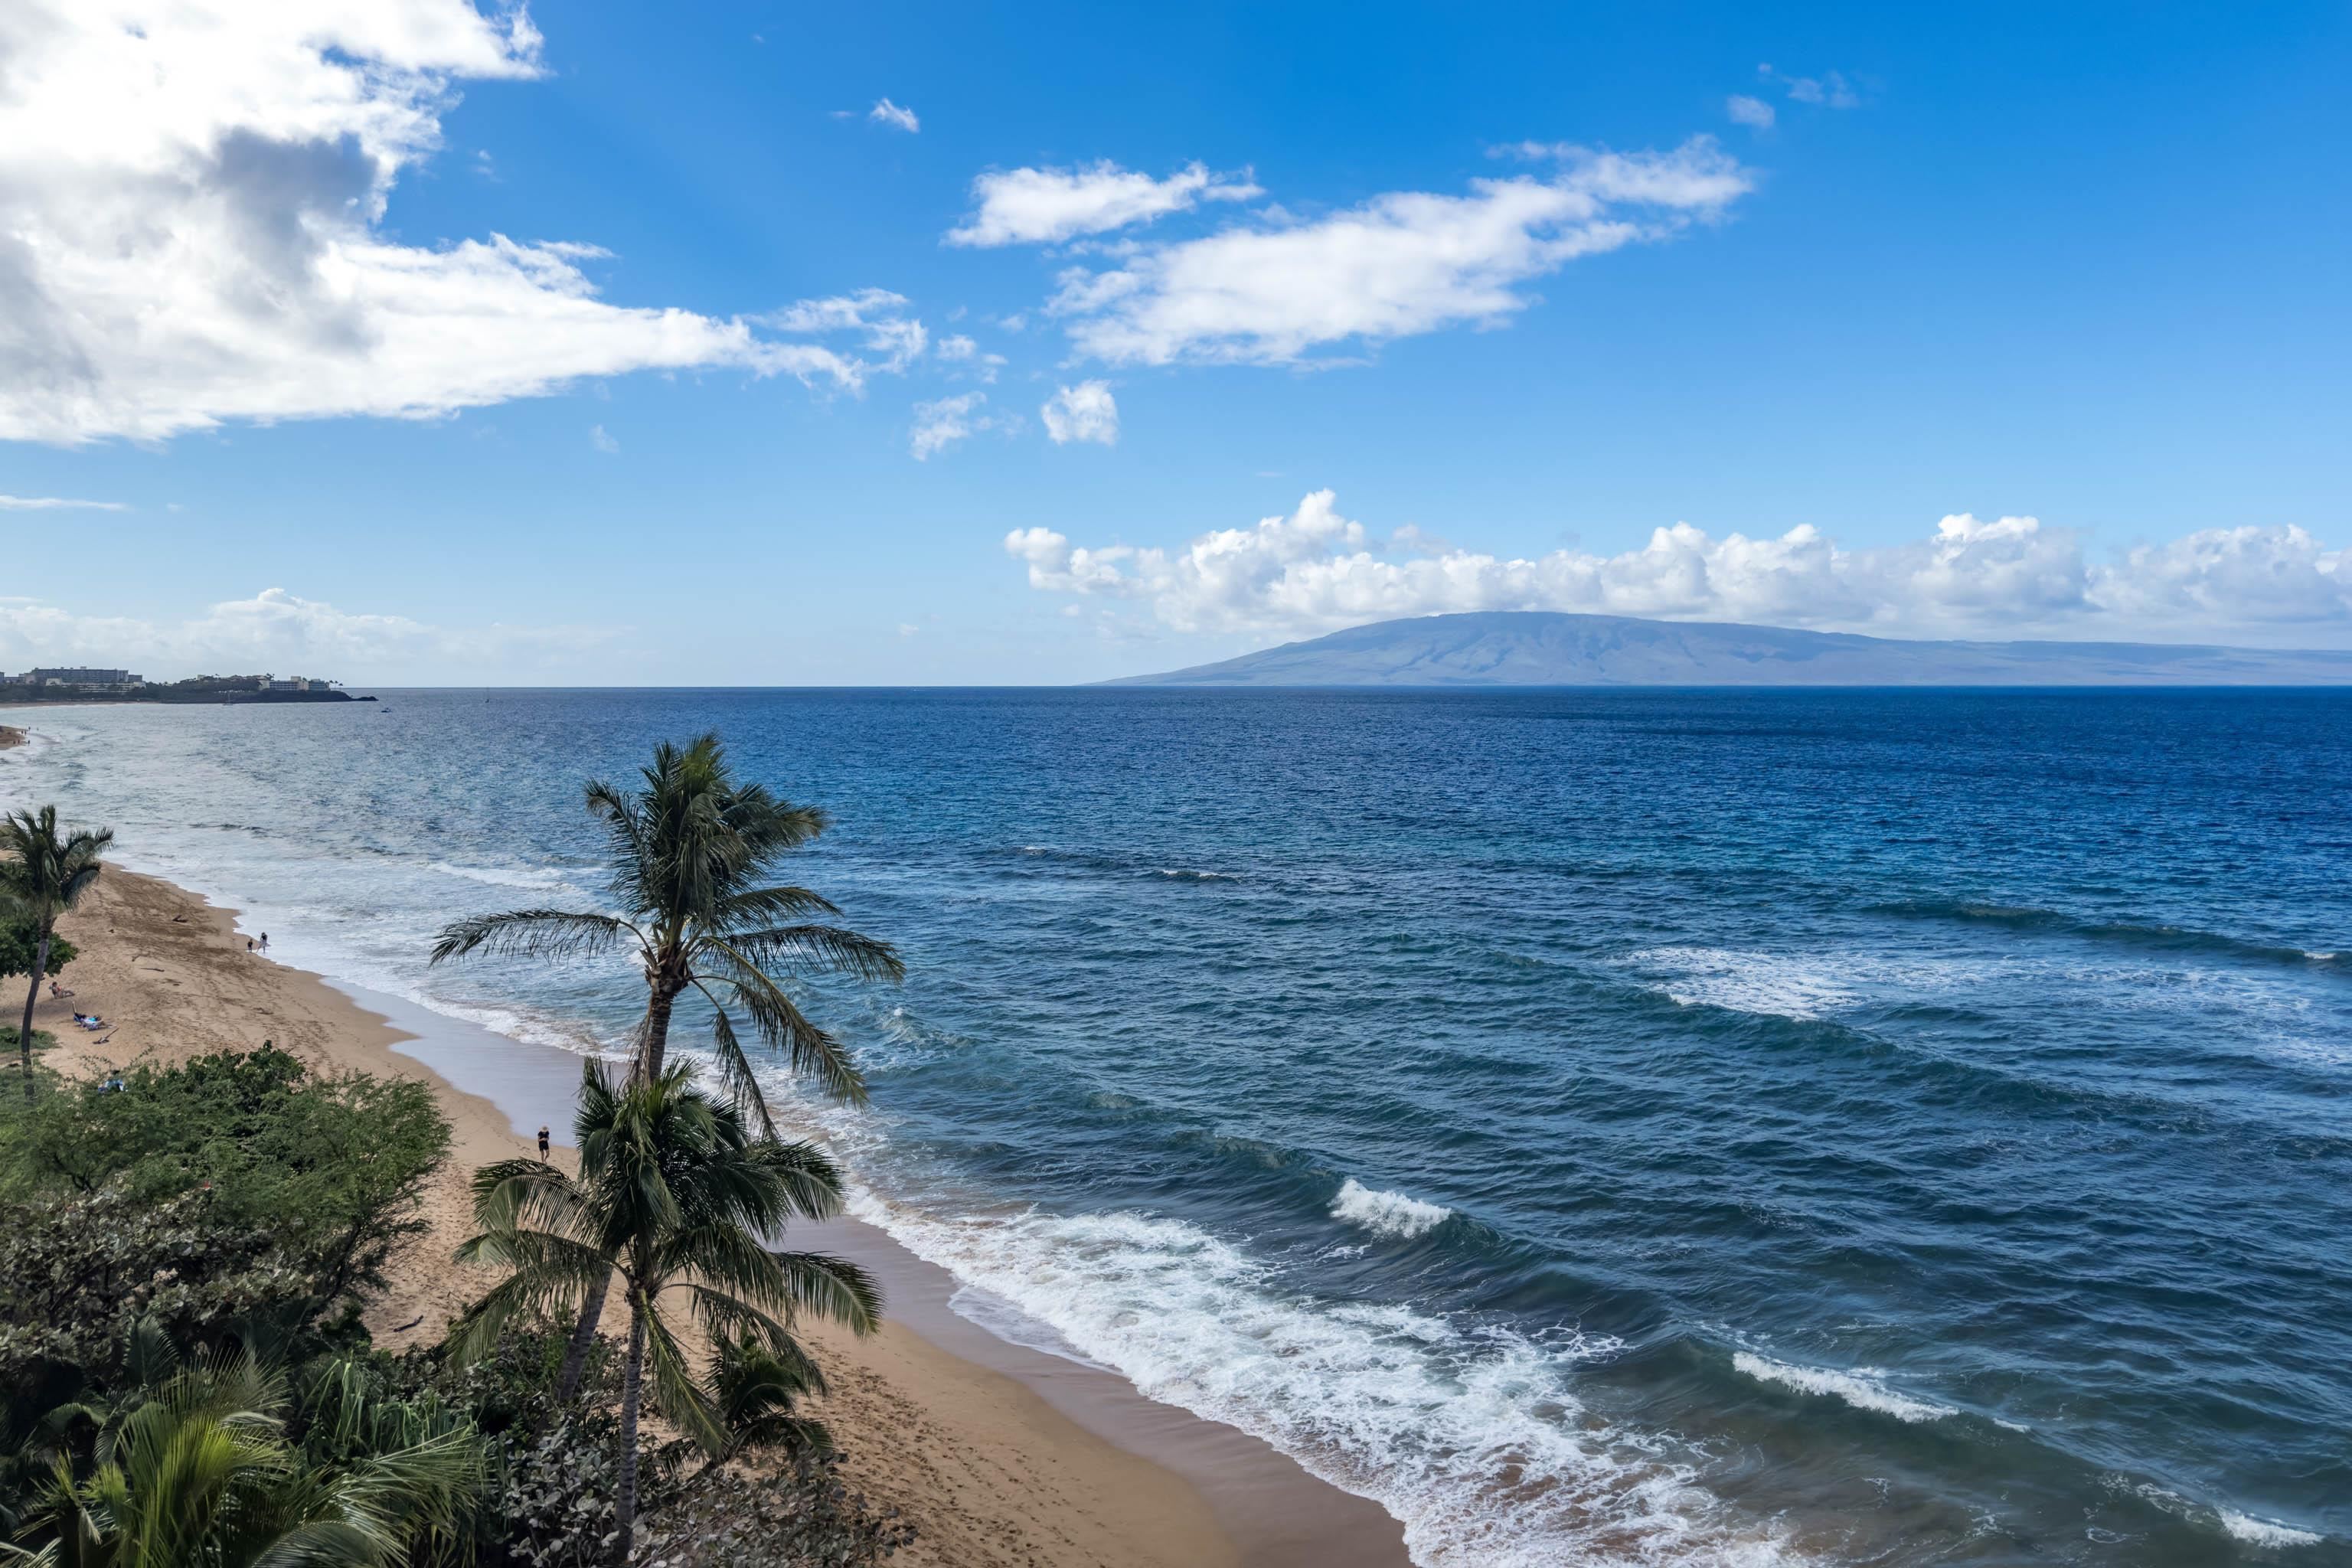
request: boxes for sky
[2,0,2347,684]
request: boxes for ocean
[5,688,2347,1566]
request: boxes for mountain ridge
[1103,612,2352,687]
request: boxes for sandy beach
[31,866,1407,1568]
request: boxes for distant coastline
[0,689,371,707]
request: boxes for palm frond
[689,980,779,1139]
[428,909,641,965]
[698,942,868,1106]
[635,1305,730,1457]
[712,923,906,984]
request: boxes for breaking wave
[1331,1178,1453,1239]
[1732,1353,1957,1425]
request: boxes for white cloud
[869,98,920,133]
[1759,64,1860,109]
[0,495,127,511]
[0,0,908,446]
[910,391,1016,459]
[946,161,1262,248]
[590,423,619,452]
[0,586,613,679]
[1004,492,2352,640]
[755,288,927,371]
[1726,95,1776,130]
[1041,381,1119,446]
[1044,139,1752,365]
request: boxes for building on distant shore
[1,667,145,688]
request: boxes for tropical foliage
[431,733,900,1397]
[430,733,902,1124]
[6,1351,482,1568]
[452,1062,880,1557]
[0,920,74,985]
[0,805,111,1100]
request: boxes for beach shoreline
[30,865,1408,1568]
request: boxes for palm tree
[451,1062,877,1563]
[430,733,898,1396]
[430,733,902,1121]
[1,806,112,1102]
[7,1352,482,1567]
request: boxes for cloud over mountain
[1007,492,2350,641]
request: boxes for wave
[1331,1178,1453,1239]
[1872,899,2345,972]
[1731,1353,1956,1424]
[1153,867,1240,882]
[848,1196,1798,1568]
[2219,1510,2324,1548]
[1630,947,1859,1021]
[426,860,577,891]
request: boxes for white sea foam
[1331,1178,1453,1239]
[1732,1353,1956,1424]
[847,1193,1799,1568]
[426,860,577,890]
[2219,1510,2323,1548]
[1631,947,1864,1021]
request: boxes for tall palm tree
[7,1353,482,1567]
[1,806,112,1102]
[451,1062,877,1564]
[430,734,898,1396]
[429,733,902,1123]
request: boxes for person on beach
[258,933,269,952]
[246,938,253,952]
[537,1124,550,1159]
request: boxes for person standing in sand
[537,1124,550,1159]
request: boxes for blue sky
[2,0,2347,682]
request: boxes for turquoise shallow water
[5,688,2348,1565]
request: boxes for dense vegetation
[0,1048,909,1566]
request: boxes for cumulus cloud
[910,391,1016,459]
[1759,64,1860,109]
[1041,381,1119,446]
[0,0,910,445]
[0,495,127,511]
[946,161,1263,248]
[869,98,920,132]
[1004,492,2351,640]
[1040,139,1751,365]
[1726,95,1776,129]
[0,587,613,680]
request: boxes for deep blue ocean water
[5,688,2347,1566]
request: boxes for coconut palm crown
[429,733,901,1129]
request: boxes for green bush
[0,1045,449,1307]
[0,917,75,982]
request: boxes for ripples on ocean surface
[5,688,2347,1565]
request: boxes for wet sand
[31,866,1409,1568]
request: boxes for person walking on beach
[537,1124,550,1159]
[258,933,270,952]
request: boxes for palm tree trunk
[557,980,682,1400]
[614,1296,647,1566]
[639,980,680,1080]
[16,929,45,1102]
[554,1279,609,1402]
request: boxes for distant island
[0,667,371,704]
[1106,612,2352,688]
